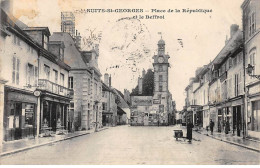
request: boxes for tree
[130,69,154,96]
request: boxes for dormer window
[60,47,64,61]
[43,35,48,50]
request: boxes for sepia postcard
[0,0,259,165]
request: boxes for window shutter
[35,66,38,86]
[12,56,16,83]
[16,58,20,85]
[26,64,29,85]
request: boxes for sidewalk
[0,127,109,157]
[194,127,260,153]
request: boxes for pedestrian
[186,119,194,142]
[158,120,160,127]
[225,120,230,134]
[210,119,214,135]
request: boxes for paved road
[1,125,259,165]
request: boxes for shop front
[246,81,260,140]
[40,94,70,134]
[4,87,38,141]
[247,98,260,139]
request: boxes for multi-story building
[242,0,260,139]
[208,26,244,135]
[1,9,40,141]
[23,27,73,135]
[184,25,245,137]
[49,32,87,131]
[130,38,174,126]
[81,49,103,131]
[113,88,130,125]
[184,77,200,125]
[0,8,73,141]
[102,73,117,127]
[50,32,102,131]
[153,38,172,124]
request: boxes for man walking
[210,119,215,135]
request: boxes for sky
[12,0,244,110]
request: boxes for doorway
[51,103,57,132]
[233,106,241,136]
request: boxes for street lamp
[246,64,260,80]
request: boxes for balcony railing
[38,79,73,98]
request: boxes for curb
[195,131,260,153]
[0,128,109,157]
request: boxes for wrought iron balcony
[38,79,73,98]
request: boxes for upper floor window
[12,56,20,85]
[249,12,256,37]
[159,75,163,82]
[159,85,163,92]
[27,64,34,86]
[44,65,50,80]
[68,77,73,89]
[60,73,64,86]
[159,65,163,72]
[53,69,58,83]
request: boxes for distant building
[101,73,117,127]
[61,12,75,38]
[130,38,174,126]
[183,25,245,137]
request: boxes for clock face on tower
[158,56,164,63]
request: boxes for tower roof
[158,39,165,45]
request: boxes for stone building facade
[130,38,174,126]
[242,0,260,139]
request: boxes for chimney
[142,69,146,78]
[138,77,143,95]
[109,75,111,87]
[230,24,239,38]
[104,73,109,86]
[75,30,81,49]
